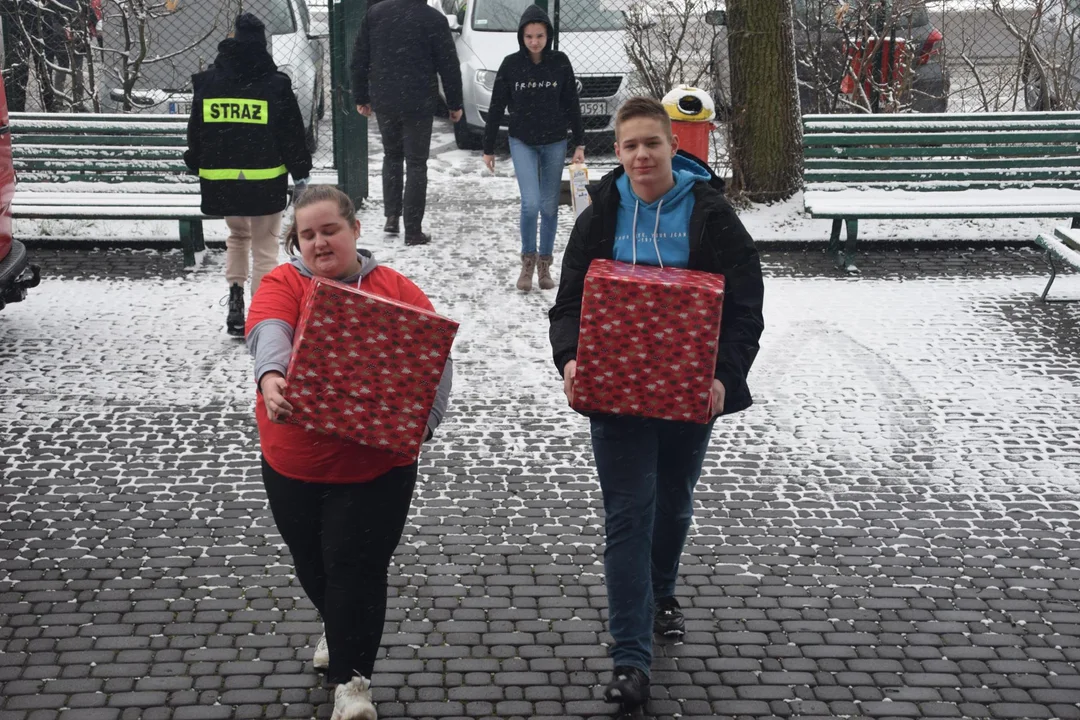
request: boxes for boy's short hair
[615,96,673,140]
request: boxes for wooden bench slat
[804,118,1080,132]
[10,119,189,133]
[15,159,189,171]
[804,130,1080,146]
[14,192,202,206]
[15,147,186,160]
[803,111,1080,124]
[10,111,187,122]
[15,173,197,184]
[13,135,187,146]
[804,169,1080,184]
[804,187,1080,218]
[804,144,1080,159]
[805,156,1080,171]
[13,206,208,219]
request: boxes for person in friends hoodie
[481,5,585,292]
[548,97,764,713]
[246,186,452,720]
[185,13,312,336]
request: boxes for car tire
[453,118,483,150]
[1023,52,1054,111]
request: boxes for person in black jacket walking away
[351,0,463,247]
[185,13,312,337]
[549,97,764,713]
[482,5,584,292]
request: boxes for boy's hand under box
[572,259,725,423]
[284,277,458,457]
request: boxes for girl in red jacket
[245,185,452,720]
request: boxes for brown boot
[537,255,555,290]
[517,253,537,291]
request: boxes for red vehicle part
[840,37,908,100]
[0,56,40,311]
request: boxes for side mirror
[446,13,461,31]
[704,9,727,26]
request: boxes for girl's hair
[283,185,358,255]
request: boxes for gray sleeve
[247,318,294,386]
[426,356,453,436]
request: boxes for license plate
[580,101,607,116]
[168,101,191,115]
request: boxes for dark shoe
[654,596,685,637]
[226,283,245,337]
[603,666,649,710]
[404,231,431,246]
[383,215,400,235]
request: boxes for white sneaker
[313,633,329,671]
[331,675,377,720]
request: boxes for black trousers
[376,111,433,234]
[261,457,417,683]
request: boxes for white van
[433,0,632,149]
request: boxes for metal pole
[330,0,368,205]
[551,0,560,51]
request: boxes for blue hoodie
[613,154,712,268]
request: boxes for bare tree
[96,0,232,111]
[623,0,719,98]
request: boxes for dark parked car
[706,0,948,115]
[0,19,39,312]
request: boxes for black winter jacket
[184,39,312,217]
[548,152,765,417]
[350,0,463,116]
[482,5,584,155]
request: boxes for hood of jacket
[213,38,278,82]
[288,249,380,284]
[517,5,554,54]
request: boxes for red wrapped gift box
[283,276,458,457]
[572,259,725,423]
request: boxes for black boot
[604,666,649,711]
[404,231,431,246]
[226,284,245,337]
[653,596,685,637]
[384,215,400,235]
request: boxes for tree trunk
[727,0,802,202]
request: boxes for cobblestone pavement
[4,125,1080,720]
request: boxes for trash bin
[661,85,716,164]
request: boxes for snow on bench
[1034,227,1080,302]
[804,187,1080,219]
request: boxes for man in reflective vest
[185,13,312,336]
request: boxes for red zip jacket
[246,262,438,483]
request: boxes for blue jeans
[509,137,566,256]
[590,414,716,675]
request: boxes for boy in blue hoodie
[549,97,765,711]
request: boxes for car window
[472,0,624,32]
[294,0,310,32]
[246,0,297,35]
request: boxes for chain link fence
[0,0,334,167]
[552,0,1077,177]
[2,1,1075,177]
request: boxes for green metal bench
[802,112,1080,273]
[10,112,209,267]
[1034,226,1080,302]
